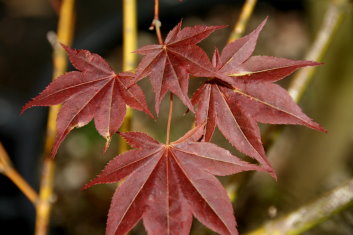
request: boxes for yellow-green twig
[118,0,138,153]
[224,0,259,202]
[35,0,75,234]
[245,178,353,235]
[0,143,38,204]
[288,0,346,102]
[228,0,258,42]
[226,0,348,203]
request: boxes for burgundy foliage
[84,126,268,235]
[22,19,325,235]
[22,45,153,156]
[135,21,227,114]
[192,19,325,169]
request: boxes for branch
[0,143,38,204]
[226,0,348,202]
[228,0,257,42]
[224,0,259,202]
[118,0,138,153]
[288,0,346,102]
[245,178,353,235]
[35,0,75,234]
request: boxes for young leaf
[192,19,325,169]
[21,45,153,157]
[135,21,226,114]
[84,127,271,235]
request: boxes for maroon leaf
[135,21,226,114]
[192,82,272,169]
[192,19,325,169]
[224,56,321,83]
[85,128,270,235]
[21,45,153,157]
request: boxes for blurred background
[0,0,352,234]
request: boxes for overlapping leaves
[22,19,325,235]
[135,21,228,113]
[192,19,325,169]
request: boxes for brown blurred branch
[0,143,38,204]
[228,0,258,42]
[245,178,353,235]
[35,0,75,234]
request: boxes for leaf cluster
[22,19,324,235]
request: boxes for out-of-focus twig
[228,0,257,42]
[224,0,259,202]
[288,0,346,102]
[35,0,75,234]
[118,0,138,153]
[226,0,348,203]
[0,143,38,204]
[245,178,353,235]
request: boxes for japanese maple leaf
[192,19,326,168]
[84,126,272,235]
[21,44,153,157]
[135,21,228,114]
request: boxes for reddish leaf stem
[151,0,163,44]
[166,93,174,145]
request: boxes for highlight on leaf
[21,44,153,157]
[84,126,272,235]
[192,18,325,170]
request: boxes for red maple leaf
[134,21,228,114]
[84,125,271,235]
[21,45,153,157]
[192,19,326,169]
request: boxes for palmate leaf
[21,45,153,157]
[134,21,229,114]
[84,126,272,235]
[192,19,325,169]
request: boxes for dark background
[0,0,352,234]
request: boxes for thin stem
[151,0,163,44]
[119,0,138,153]
[245,178,353,235]
[166,93,174,145]
[0,143,38,204]
[35,0,75,234]
[228,0,258,42]
[154,0,160,22]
